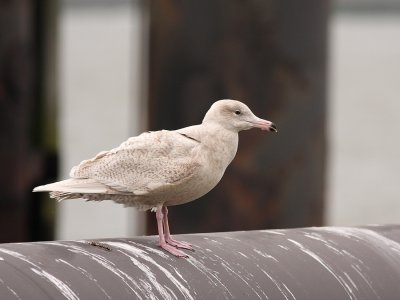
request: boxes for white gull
[33,99,277,257]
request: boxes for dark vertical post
[29,0,59,242]
[147,1,329,233]
[0,0,58,242]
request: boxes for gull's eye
[234,110,241,115]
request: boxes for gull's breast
[163,134,237,206]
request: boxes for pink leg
[162,206,194,251]
[155,207,188,257]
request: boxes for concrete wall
[326,13,400,225]
[57,3,148,239]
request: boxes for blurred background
[0,0,399,242]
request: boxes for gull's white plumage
[37,129,224,210]
[33,99,277,257]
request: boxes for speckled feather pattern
[47,126,237,211]
[34,100,272,211]
[71,130,201,194]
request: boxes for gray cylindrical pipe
[0,225,400,299]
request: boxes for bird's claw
[166,237,194,251]
[158,242,189,258]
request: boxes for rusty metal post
[0,225,399,299]
[148,1,329,234]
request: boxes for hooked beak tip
[269,122,278,133]
[253,119,278,133]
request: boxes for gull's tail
[33,178,111,193]
[33,178,143,208]
[33,178,114,201]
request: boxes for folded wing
[68,130,201,195]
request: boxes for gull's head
[202,99,277,133]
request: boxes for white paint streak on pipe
[116,249,175,300]
[343,271,359,291]
[341,250,366,267]
[287,239,356,300]
[0,248,82,300]
[261,269,291,300]
[253,249,279,262]
[186,256,232,299]
[107,241,193,300]
[210,239,223,245]
[31,268,79,300]
[263,230,285,235]
[327,228,400,259]
[319,227,400,299]
[55,258,112,299]
[222,236,242,242]
[170,266,189,285]
[324,243,343,255]
[6,286,21,300]
[213,253,264,300]
[46,242,144,299]
[351,264,380,299]
[281,282,296,300]
[303,232,344,256]
[0,249,39,267]
[255,281,270,299]
[0,279,21,300]
[303,232,329,243]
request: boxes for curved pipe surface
[0,225,399,299]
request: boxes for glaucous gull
[34,100,277,257]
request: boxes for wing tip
[33,186,45,192]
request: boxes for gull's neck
[176,122,239,169]
[200,122,239,169]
